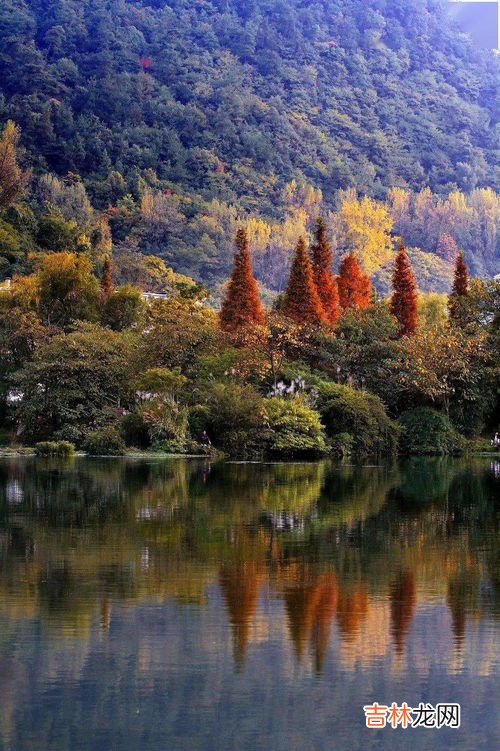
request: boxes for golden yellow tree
[0,121,29,207]
[334,194,394,274]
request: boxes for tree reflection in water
[0,456,498,669]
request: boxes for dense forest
[0,0,499,288]
[0,2,499,456]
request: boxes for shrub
[201,382,265,456]
[35,441,75,457]
[84,427,126,456]
[188,405,211,438]
[398,408,466,455]
[121,413,151,449]
[329,432,354,458]
[264,398,327,457]
[138,400,189,452]
[316,382,399,456]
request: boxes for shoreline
[0,448,498,459]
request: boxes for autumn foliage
[390,243,418,337]
[283,237,326,325]
[311,217,340,325]
[220,228,264,332]
[337,253,372,311]
[100,257,114,299]
[448,252,469,323]
[0,120,28,208]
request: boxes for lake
[0,457,498,750]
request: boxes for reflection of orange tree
[0,457,497,659]
[0,460,326,638]
[390,570,416,655]
[336,583,369,642]
[284,575,322,661]
[276,565,338,671]
[219,560,263,670]
[446,571,484,647]
[311,574,339,673]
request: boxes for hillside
[0,0,499,287]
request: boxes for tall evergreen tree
[390,243,418,337]
[337,253,372,311]
[311,217,340,325]
[448,252,469,324]
[283,237,326,325]
[220,228,264,332]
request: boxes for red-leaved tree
[311,217,340,325]
[337,253,372,311]
[283,237,326,325]
[448,252,469,323]
[220,228,264,332]
[390,243,418,337]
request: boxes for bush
[35,441,75,457]
[316,382,399,456]
[398,408,466,455]
[84,427,126,456]
[263,398,327,457]
[201,383,265,456]
[138,400,189,452]
[329,432,354,458]
[188,405,212,438]
[121,413,151,449]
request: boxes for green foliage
[34,440,75,457]
[263,397,327,457]
[316,382,399,457]
[0,219,22,268]
[200,382,265,456]
[329,432,355,459]
[398,408,466,456]
[37,252,100,328]
[135,367,187,397]
[1,0,498,204]
[102,284,145,331]
[0,1,499,286]
[15,324,135,444]
[120,413,151,449]
[137,401,189,453]
[311,304,403,411]
[139,297,221,374]
[36,214,85,252]
[188,405,212,440]
[84,427,126,456]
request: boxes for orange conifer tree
[390,243,418,337]
[311,217,340,325]
[283,237,326,325]
[220,228,264,332]
[448,252,469,323]
[337,253,372,311]
[100,257,113,299]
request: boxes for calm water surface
[0,457,498,751]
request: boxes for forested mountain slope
[1,0,498,207]
[0,0,499,286]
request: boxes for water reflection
[0,457,498,750]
